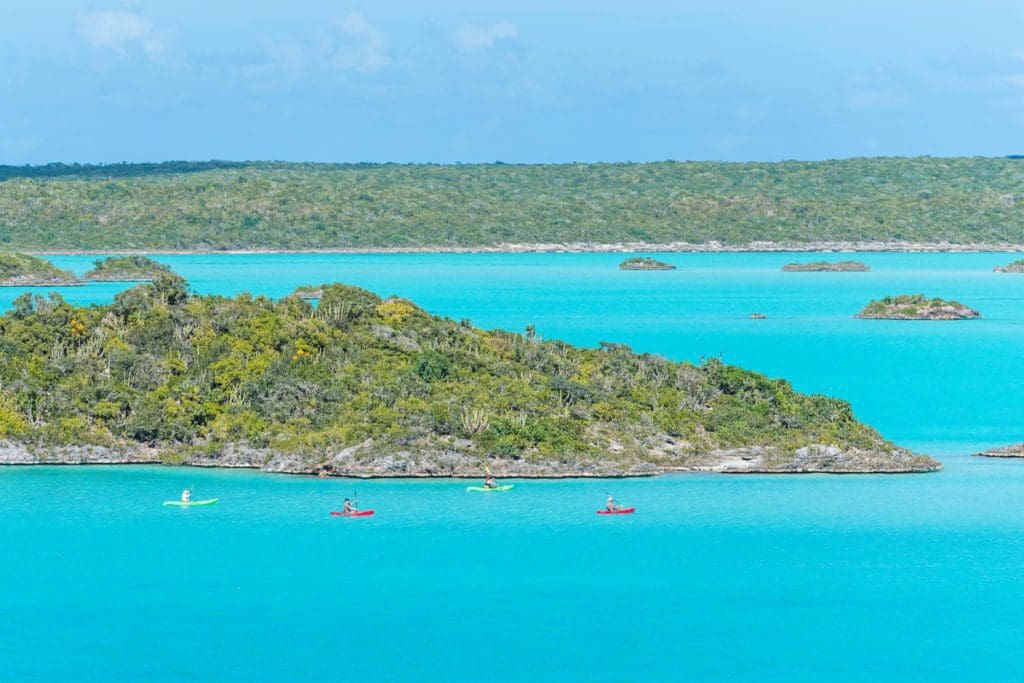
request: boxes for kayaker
[342,498,358,514]
[484,473,498,489]
[181,489,192,503]
[606,495,620,512]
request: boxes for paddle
[603,489,624,511]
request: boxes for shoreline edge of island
[24,241,1024,256]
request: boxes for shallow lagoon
[4,252,1024,681]
[2,459,1024,682]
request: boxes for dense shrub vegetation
[1,157,1024,250]
[0,277,899,465]
[857,294,980,319]
[83,255,173,281]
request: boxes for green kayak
[163,498,219,507]
[466,485,514,492]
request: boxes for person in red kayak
[342,498,358,514]
[606,495,621,512]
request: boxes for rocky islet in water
[782,260,870,272]
[973,443,1024,458]
[855,294,981,320]
[0,253,80,287]
[619,256,676,270]
[82,255,174,282]
[993,259,1024,273]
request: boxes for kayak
[466,485,514,492]
[330,510,375,517]
[163,498,219,507]
[596,507,635,515]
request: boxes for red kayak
[331,510,375,517]
[596,507,635,515]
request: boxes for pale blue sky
[3,0,1024,163]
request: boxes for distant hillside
[2,157,1024,250]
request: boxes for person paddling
[606,495,621,512]
[181,488,192,503]
[342,497,358,514]
[484,473,499,489]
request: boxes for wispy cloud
[998,74,1024,92]
[326,12,389,73]
[75,9,165,59]
[454,21,518,53]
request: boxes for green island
[993,259,1024,273]
[0,252,80,287]
[782,260,870,272]
[2,157,1024,251]
[83,255,173,282]
[856,294,981,320]
[619,257,676,270]
[0,275,939,475]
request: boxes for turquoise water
[2,460,1024,682]
[11,251,1024,455]
[4,252,1024,681]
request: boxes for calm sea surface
[2,252,1023,681]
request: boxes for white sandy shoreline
[25,241,1024,256]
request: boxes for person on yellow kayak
[342,498,358,514]
[606,495,621,512]
[181,489,192,503]
[484,473,499,489]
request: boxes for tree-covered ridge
[84,255,173,281]
[1,157,1024,250]
[0,253,79,286]
[856,294,981,320]
[0,161,249,181]
[619,257,676,270]
[0,277,937,473]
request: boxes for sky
[2,0,1024,164]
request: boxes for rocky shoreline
[973,444,1024,458]
[994,260,1024,273]
[0,276,84,287]
[26,241,1024,256]
[0,440,942,476]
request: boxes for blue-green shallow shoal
[3,462,1024,682]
